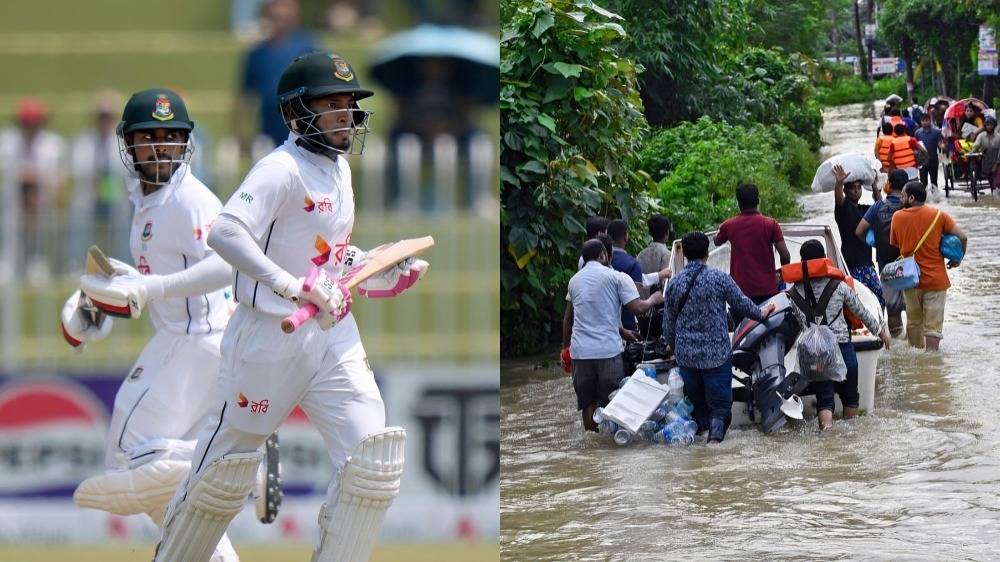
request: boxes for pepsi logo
[0,379,108,497]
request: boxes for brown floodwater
[501,102,1000,560]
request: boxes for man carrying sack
[886,182,968,350]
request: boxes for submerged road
[500,102,1000,560]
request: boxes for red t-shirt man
[714,184,791,300]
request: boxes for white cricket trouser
[177,304,386,508]
[105,328,238,560]
[106,330,225,469]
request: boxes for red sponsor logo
[304,196,315,212]
[193,228,202,240]
[237,392,269,414]
[137,256,150,275]
[334,233,351,264]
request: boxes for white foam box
[603,370,670,433]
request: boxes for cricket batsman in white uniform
[60,89,244,561]
[153,53,424,562]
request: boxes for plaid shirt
[662,261,764,369]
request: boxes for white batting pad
[154,451,262,562]
[73,459,190,516]
[311,427,406,562]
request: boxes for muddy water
[500,102,1000,560]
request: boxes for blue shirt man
[662,232,767,443]
[239,6,316,148]
[607,219,644,331]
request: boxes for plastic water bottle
[598,419,619,436]
[637,420,660,441]
[613,428,634,446]
[640,364,657,379]
[654,419,697,446]
[650,405,668,422]
[592,407,605,424]
[672,397,695,420]
[666,368,684,398]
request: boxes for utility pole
[867,0,875,84]
[854,1,869,82]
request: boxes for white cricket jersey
[127,165,230,335]
[221,134,355,317]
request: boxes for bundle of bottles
[593,366,698,446]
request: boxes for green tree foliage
[879,0,979,97]
[714,48,825,149]
[603,0,755,126]
[639,118,812,233]
[748,0,828,57]
[500,0,654,355]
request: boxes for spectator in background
[714,183,790,326]
[235,0,316,153]
[68,91,130,269]
[0,97,66,283]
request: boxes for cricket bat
[81,245,116,325]
[281,236,434,334]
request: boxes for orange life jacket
[890,115,903,127]
[889,136,917,169]
[876,137,893,169]
[780,258,865,330]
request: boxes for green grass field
[0,543,499,562]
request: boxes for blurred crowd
[0,0,498,284]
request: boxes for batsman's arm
[152,254,232,298]
[207,213,300,298]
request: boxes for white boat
[666,223,885,427]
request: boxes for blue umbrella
[369,24,499,105]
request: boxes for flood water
[500,103,1000,560]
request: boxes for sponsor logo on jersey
[0,378,109,497]
[303,196,315,212]
[334,233,351,264]
[128,366,143,381]
[151,94,174,121]
[239,192,253,204]
[312,235,332,266]
[141,221,153,241]
[237,392,269,414]
[137,256,150,275]
[193,228,202,240]
[329,55,354,82]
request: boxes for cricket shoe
[254,432,283,523]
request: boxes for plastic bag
[797,324,846,382]
[811,153,880,193]
[940,233,964,262]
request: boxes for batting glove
[80,259,166,319]
[61,290,113,352]
[282,267,352,330]
[345,256,428,299]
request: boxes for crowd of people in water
[562,130,972,441]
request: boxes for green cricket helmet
[116,88,195,185]
[277,52,373,157]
